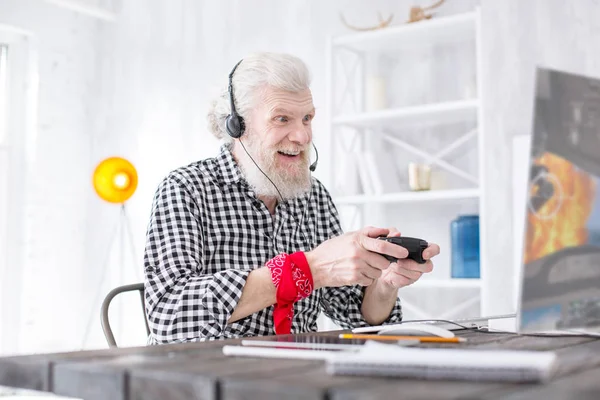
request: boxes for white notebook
[326,341,557,383]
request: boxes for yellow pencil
[338,333,467,343]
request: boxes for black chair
[100,282,150,348]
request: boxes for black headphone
[226,59,318,172]
[226,60,246,139]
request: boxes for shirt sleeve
[143,174,251,343]
[317,184,403,328]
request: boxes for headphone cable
[238,138,313,247]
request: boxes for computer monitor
[517,67,600,334]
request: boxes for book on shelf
[334,153,361,196]
[359,150,403,195]
[356,152,375,195]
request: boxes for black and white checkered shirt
[143,144,403,344]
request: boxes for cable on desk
[396,318,600,338]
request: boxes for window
[0,44,7,262]
[0,29,35,355]
[0,44,8,354]
[0,45,6,144]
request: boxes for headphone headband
[229,59,243,82]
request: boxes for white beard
[235,136,312,201]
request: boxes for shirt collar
[214,143,245,186]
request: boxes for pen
[338,333,467,343]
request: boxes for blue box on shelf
[451,214,480,279]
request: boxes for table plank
[331,379,506,400]
[53,336,332,400]
[453,337,600,399]
[0,357,53,393]
[129,357,320,400]
[471,334,595,351]
[490,366,600,400]
[0,338,240,392]
[220,364,387,400]
[52,347,226,400]
[0,350,135,392]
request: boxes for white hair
[207,52,312,142]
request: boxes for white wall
[0,0,102,354]
[0,27,35,356]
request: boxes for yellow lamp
[93,157,138,204]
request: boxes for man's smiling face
[238,85,315,200]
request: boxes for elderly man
[143,52,439,344]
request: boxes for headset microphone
[309,143,319,172]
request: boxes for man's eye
[277,116,288,123]
[303,115,313,122]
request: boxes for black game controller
[376,236,429,264]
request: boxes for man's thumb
[361,226,389,238]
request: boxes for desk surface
[1,330,600,400]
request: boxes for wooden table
[1,330,600,400]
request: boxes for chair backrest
[100,282,150,348]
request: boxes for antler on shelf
[423,0,446,11]
[407,0,446,23]
[340,11,394,32]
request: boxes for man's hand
[304,226,409,289]
[372,228,439,296]
[359,228,439,325]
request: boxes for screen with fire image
[519,68,600,333]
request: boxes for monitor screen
[518,68,600,333]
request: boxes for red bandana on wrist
[266,252,314,334]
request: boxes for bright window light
[0,45,7,146]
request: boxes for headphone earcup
[226,114,245,139]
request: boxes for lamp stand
[81,204,139,348]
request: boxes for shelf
[335,188,480,205]
[332,12,476,53]
[413,278,481,289]
[333,99,478,129]
[328,9,487,317]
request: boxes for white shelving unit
[332,11,476,52]
[336,188,480,205]
[416,279,482,289]
[327,9,486,321]
[333,99,479,128]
